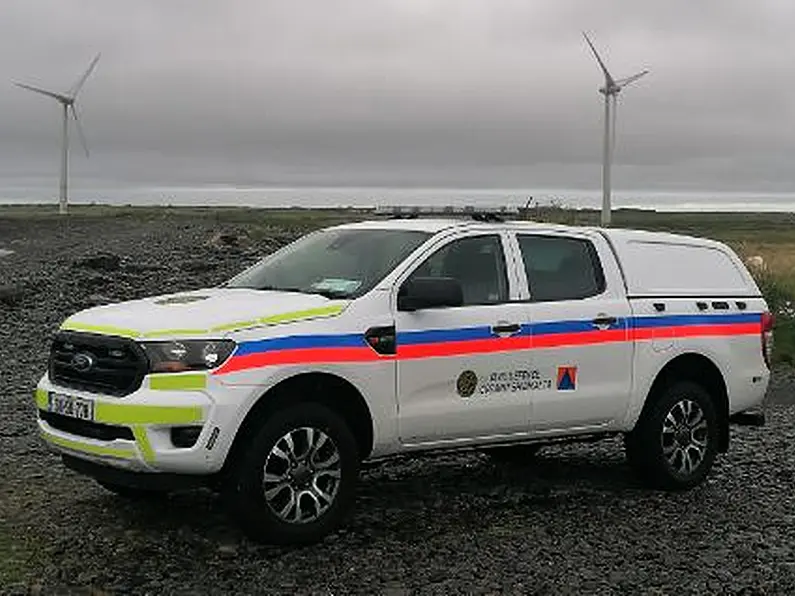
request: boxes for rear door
[394,230,535,446]
[509,230,633,432]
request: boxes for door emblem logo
[71,352,95,373]
[557,366,577,391]
[456,370,478,398]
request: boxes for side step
[729,410,766,427]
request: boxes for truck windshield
[224,228,432,299]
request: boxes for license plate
[48,392,95,421]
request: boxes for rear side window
[517,235,605,301]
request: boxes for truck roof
[333,217,759,297]
[333,218,720,247]
[334,217,608,236]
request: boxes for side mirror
[398,276,463,311]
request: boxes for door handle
[592,315,617,330]
[492,323,521,335]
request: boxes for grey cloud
[1,0,795,193]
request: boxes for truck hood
[60,288,349,339]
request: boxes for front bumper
[62,455,210,491]
[35,371,253,475]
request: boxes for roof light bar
[374,205,520,216]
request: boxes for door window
[517,235,605,301]
[407,235,509,306]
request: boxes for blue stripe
[631,313,761,329]
[527,318,627,335]
[233,312,762,356]
[398,318,627,345]
[235,333,365,356]
[398,326,495,345]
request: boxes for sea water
[2,184,795,212]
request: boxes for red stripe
[214,346,385,374]
[214,322,763,374]
[397,336,529,360]
[532,329,628,349]
[630,323,761,341]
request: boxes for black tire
[482,444,543,464]
[223,403,360,545]
[625,380,719,490]
[96,480,169,500]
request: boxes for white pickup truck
[35,210,773,544]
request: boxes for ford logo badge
[71,352,95,373]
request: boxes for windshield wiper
[302,288,349,299]
[253,285,348,299]
[254,285,302,293]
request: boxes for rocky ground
[2,212,795,595]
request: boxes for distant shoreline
[3,202,795,214]
[2,203,795,230]
[2,185,795,214]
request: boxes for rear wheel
[224,403,360,545]
[625,381,719,490]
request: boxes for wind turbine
[14,54,101,215]
[583,33,648,227]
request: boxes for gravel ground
[2,213,795,595]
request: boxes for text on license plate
[48,392,95,421]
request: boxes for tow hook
[729,410,766,427]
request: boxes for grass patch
[754,273,795,366]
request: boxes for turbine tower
[14,54,101,215]
[583,33,648,227]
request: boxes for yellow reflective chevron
[35,389,203,424]
[37,388,204,465]
[59,321,140,339]
[40,430,135,459]
[209,318,264,333]
[256,304,347,326]
[148,373,207,391]
[60,303,348,338]
[132,426,155,462]
[35,388,48,409]
[209,304,348,332]
[36,385,203,420]
[94,402,203,424]
[141,328,210,338]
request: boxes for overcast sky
[2,0,795,192]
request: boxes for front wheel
[224,403,360,545]
[625,381,719,490]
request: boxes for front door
[512,231,633,432]
[394,232,535,446]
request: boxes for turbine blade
[68,53,101,98]
[70,104,90,157]
[582,32,615,86]
[13,82,68,102]
[615,70,649,89]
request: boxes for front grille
[49,331,149,396]
[39,410,134,441]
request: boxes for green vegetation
[755,273,795,365]
[2,202,794,364]
[0,203,372,228]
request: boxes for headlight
[140,340,236,373]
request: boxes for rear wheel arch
[221,372,375,476]
[637,353,730,452]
